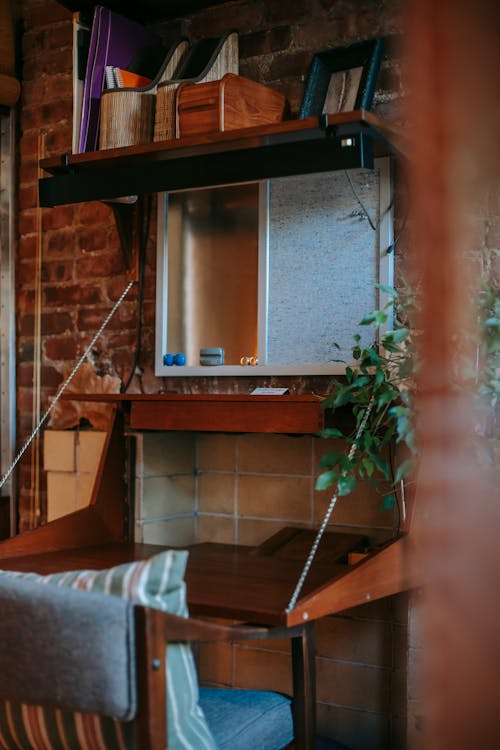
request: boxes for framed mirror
[155,157,393,376]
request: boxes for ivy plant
[315,284,417,512]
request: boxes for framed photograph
[299,38,384,118]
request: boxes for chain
[286,397,374,613]
[0,280,136,492]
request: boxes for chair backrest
[0,575,137,720]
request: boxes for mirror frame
[155,157,393,377]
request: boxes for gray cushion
[0,574,136,720]
[0,551,216,750]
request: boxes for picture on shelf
[299,38,384,118]
[322,65,364,113]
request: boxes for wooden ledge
[60,392,326,434]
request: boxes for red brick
[76,253,125,279]
[17,261,38,287]
[42,205,79,231]
[16,289,36,315]
[43,336,78,361]
[19,184,38,211]
[106,276,139,303]
[46,228,77,255]
[43,284,104,307]
[18,211,37,236]
[43,123,72,156]
[17,362,35,388]
[18,235,37,260]
[24,49,72,80]
[18,340,35,363]
[19,159,38,186]
[78,201,114,225]
[267,50,313,81]
[77,227,109,253]
[41,260,74,283]
[19,132,39,162]
[18,313,35,338]
[42,365,65,389]
[40,311,73,335]
[107,332,137,349]
[240,27,292,59]
[24,1,71,30]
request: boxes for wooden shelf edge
[58,392,326,434]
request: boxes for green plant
[316,278,499,512]
[315,284,417,512]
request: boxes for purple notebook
[78,5,164,153]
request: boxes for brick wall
[17,0,405,529]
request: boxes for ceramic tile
[142,474,195,518]
[142,432,195,475]
[197,472,236,514]
[140,517,195,546]
[238,434,313,474]
[197,515,235,544]
[238,474,312,520]
[197,433,236,471]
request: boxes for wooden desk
[0,540,343,626]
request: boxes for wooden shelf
[61,393,326,434]
[39,110,401,207]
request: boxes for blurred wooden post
[0,0,20,106]
[405,0,500,748]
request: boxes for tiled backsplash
[133,430,408,750]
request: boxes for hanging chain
[286,397,375,613]
[0,280,136,493]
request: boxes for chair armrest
[136,606,306,644]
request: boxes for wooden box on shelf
[176,73,287,138]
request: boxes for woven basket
[99,38,189,150]
[154,31,239,143]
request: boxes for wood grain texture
[176,74,286,138]
[40,110,400,174]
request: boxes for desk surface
[0,541,344,626]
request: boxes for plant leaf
[337,474,357,496]
[315,470,338,491]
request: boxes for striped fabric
[0,551,217,750]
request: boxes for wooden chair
[0,572,300,749]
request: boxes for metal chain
[0,280,136,492]
[286,397,374,613]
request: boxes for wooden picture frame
[299,38,384,118]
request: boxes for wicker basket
[99,38,189,150]
[154,31,239,143]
